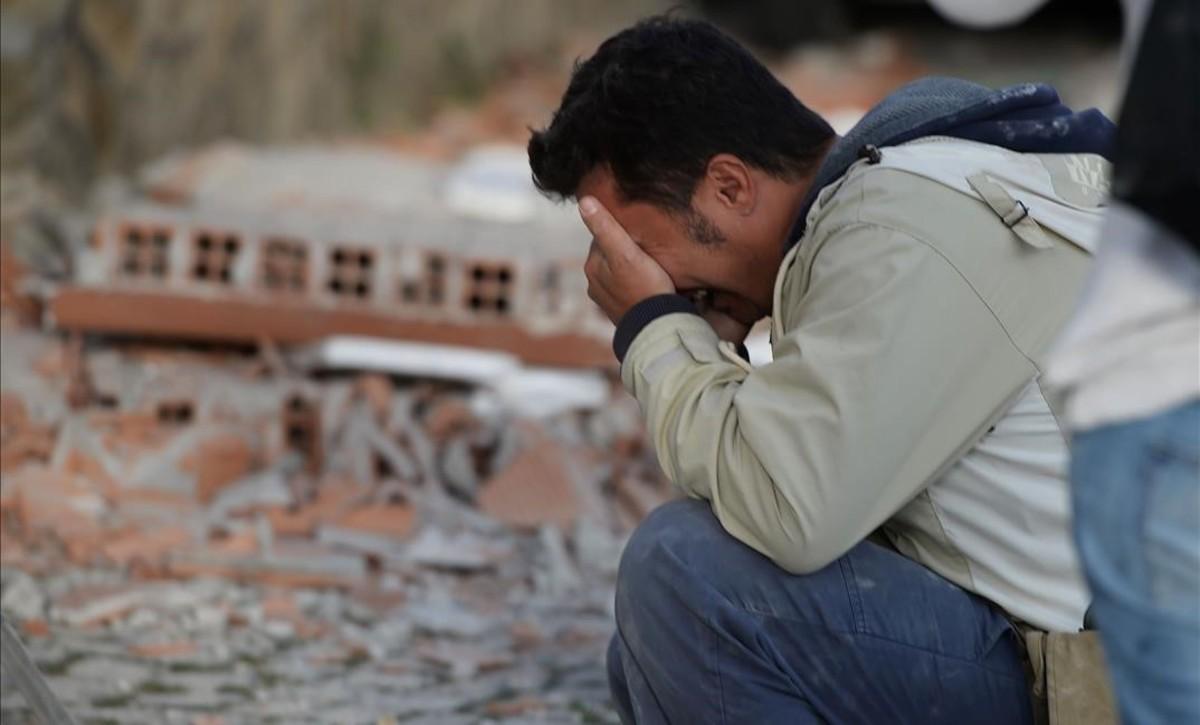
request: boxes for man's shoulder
[792,140,1097,363]
[807,138,1109,251]
[802,159,980,254]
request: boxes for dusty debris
[404,527,507,571]
[100,527,193,568]
[0,243,41,328]
[485,694,548,718]
[0,393,56,473]
[477,433,580,531]
[422,396,477,444]
[1,241,668,723]
[181,433,257,503]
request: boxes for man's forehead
[577,166,622,207]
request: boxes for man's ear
[704,154,755,215]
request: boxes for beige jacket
[621,137,1109,631]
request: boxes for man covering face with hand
[530,16,1113,724]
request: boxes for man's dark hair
[528,16,834,213]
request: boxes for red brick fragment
[0,243,40,327]
[0,427,55,472]
[509,620,544,651]
[0,395,55,472]
[207,528,259,557]
[181,433,255,502]
[0,392,28,438]
[477,435,578,531]
[331,502,416,540]
[102,526,192,567]
[264,477,362,537]
[9,468,106,536]
[261,592,301,622]
[62,450,119,499]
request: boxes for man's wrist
[613,294,699,362]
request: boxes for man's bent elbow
[735,518,853,576]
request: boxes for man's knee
[616,499,880,635]
[616,499,725,608]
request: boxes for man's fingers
[579,196,639,262]
[584,239,610,277]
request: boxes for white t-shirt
[1045,202,1200,430]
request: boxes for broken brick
[101,526,192,567]
[329,502,416,541]
[477,436,578,531]
[207,527,259,557]
[0,426,55,472]
[261,591,301,622]
[9,468,107,536]
[509,620,544,651]
[264,476,362,537]
[0,392,28,439]
[62,449,120,499]
[0,243,40,327]
[1,393,55,472]
[21,618,50,638]
[264,505,319,538]
[180,432,256,502]
[106,485,197,513]
[128,640,199,658]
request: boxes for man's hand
[579,196,675,323]
[697,302,753,345]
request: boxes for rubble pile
[0,318,672,723]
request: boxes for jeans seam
[614,622,672,721]
[838,556,868,634]
[708,613,731,725]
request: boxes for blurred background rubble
[1,1,1121,723]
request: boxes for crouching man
[529,17,1114,725]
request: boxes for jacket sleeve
[620,222,1033,573]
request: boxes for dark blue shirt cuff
[612,294,699,362]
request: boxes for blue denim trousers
[1071,400,1200,725]
[607,499,1033,724]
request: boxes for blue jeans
[1071,400,1200,725]
[607,500,1033,724]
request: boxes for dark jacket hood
[789,77,1116,245]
